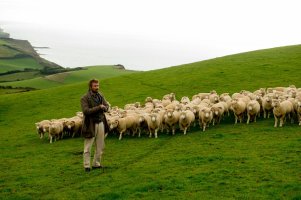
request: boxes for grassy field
[0,65,136,89]
[0,57,44,74]
[0,71,41,82]
[0,45,301,199]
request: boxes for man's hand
[99,104,106,110]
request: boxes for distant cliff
[0,27,10,38]
[0,38,62,70]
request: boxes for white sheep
[199,106,213,132]
[137,113,150,137]
[162,99,172,107]
[180,96,190,105]
[165,101,180,110]
[35,120,51,139]
[145,96,153,103]
[48,121,64,143]
[272,99,294,127]
[105,114,120,137]
[64,116,83,138]
[297,101,301,126]
[211,102,225,125]
[163,109,180,135]
[219,93,231,102]
[230,98,247,124]
[246,100,261,124]
[197,93,210,100]
[147,113,162,138]
[253,88,266,97]
[191,97,202,105]
[262,95,273,118]
[110,115,139,140]
[209,93,219,104]
[179,110,195,135]
[76,111,83,118]
[162,93,176,102]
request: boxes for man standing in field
[80,79,109,172]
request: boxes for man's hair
[88,79,99,89]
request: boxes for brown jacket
[80,91,109,138]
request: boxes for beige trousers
[83,122,105,168]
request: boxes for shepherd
[80,79,110,172]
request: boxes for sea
[1,22,223,71]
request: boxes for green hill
[0,38,62,72]
[0,38,66,82]
[0,45,300,199]
[0,65,136,90]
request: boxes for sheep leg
[155,129,158,138]
[72,131,76,138]
[138,128,141,138]
[119,131,123,140]
[172,127,175,135]
[263,110,267,119]
[184,127,187,135]
[291,112,295,124]
[274,116,278,127]
[234,114,238,124]
[247,113,250,124]
[280,116,284,127]
[202,124,206,132]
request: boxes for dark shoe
[85,168,91,172]
[92,164,104,169]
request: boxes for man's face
[91,82,99,93]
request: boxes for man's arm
[100,96,110,112]
[81,96,102,116]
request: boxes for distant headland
[0,26,10,38]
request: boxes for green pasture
[0,65,136,89]
[0,45,22,58]
[0,45,301,199]
[0,71,41,82]
[0,57,44,74]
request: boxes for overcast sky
[0,0,301,70]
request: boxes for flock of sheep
[35,85,301,143]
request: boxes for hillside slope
[0,38,64,82]
[0,65,136,89]
[0,38,62,73]
[0,44,300,199]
